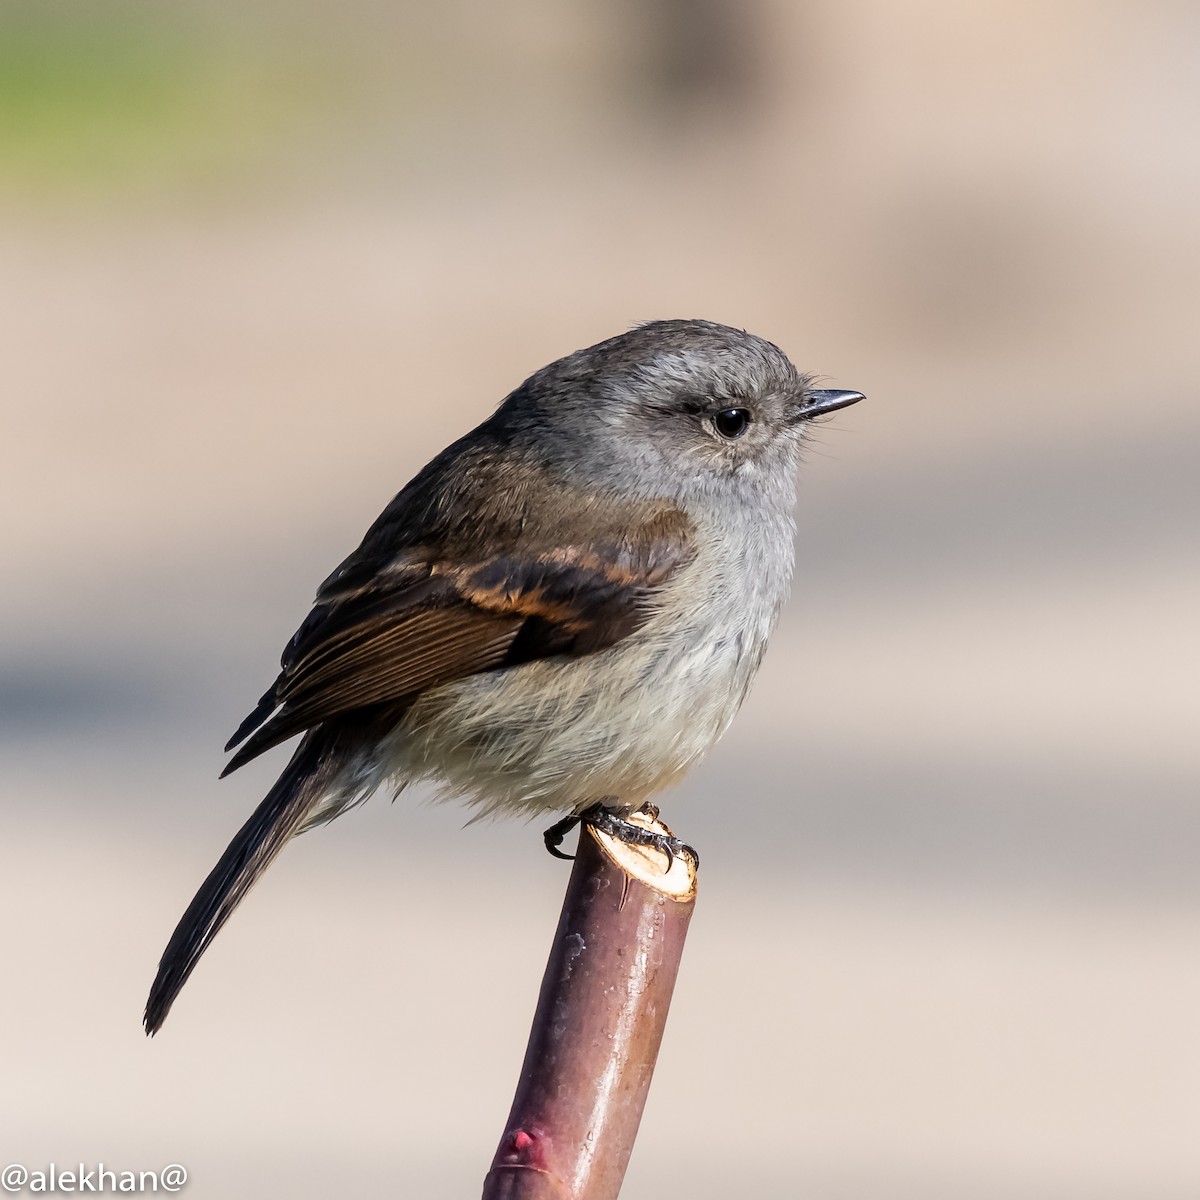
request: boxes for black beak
[796,388,865,420]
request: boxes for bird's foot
[582,802,699,872]
[542,802,698,872]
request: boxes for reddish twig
[482,812,698,1200]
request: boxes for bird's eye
[712,407,752,440]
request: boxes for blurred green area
[0,3,362,198]
[0,1,742,205]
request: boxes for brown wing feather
[223,605,521,774]
[222,504,695,775]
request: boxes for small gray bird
[144,319,862,1034]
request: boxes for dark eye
[712,407,752,440]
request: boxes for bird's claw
[542,812,581,860]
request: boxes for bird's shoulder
[315,434,694,609]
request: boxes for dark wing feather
[222,506,695,775]
[223,599,521,774]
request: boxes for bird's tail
[144,730,344,1035]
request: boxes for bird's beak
[795,388,865,421]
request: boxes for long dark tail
[144,730,344,1035]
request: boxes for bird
[144,318,862,1034]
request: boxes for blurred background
[2,1,1197,1196]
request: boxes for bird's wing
[221,506,694,774]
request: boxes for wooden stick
[482,812,698,1200]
